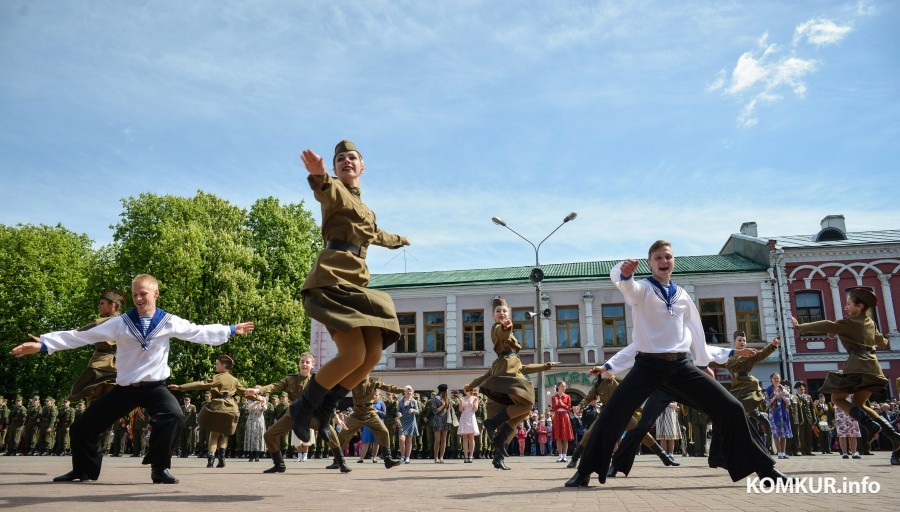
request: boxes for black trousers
[578,355,773,483]
[69,382,184,479]
[611,387,684,474]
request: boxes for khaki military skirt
[730,378,766,413]
[303,284,400,348]
[198,399,239,435]
[478,355,535,406]
[820,371,888,395]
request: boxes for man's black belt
[128,380,165,387]
[637,352,688,361]
[498,351,519,357]
[326,240,364,257]
[851,349,875,356]
[94,348,115,354]
[737,372,750,377]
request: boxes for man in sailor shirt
[565,240,793,488]
[10,274,254,484]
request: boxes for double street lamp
[491,212,577,414]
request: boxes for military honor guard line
[8,140,900,492]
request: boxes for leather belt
[737,372,750,377]
[326,240,365,258]
[128,380,164,387]
[94,348,116,354]
[498,351,519,357]
[851,349,875,356]
[637,352,688,361]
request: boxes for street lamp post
[491,212,577,414]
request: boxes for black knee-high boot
[206,450,215,468]
[312,386,349,442]
[492,423,514,470]
[483,410,510,440]
[216,449,225,468]
[325,447,352,473]
[381,446,402,469]
[290,376,330,443]
[263,451,286,473]
[567,444,584,469]
[650,441,680,466]
[863,409,900,465]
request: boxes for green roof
[370,254,767,290]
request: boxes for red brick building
[721,215,900,400]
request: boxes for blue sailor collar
[646,276,680,316]
[121,308,172,351]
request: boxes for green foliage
[2,191,322,398]
[0,224,97,398]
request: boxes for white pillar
[541,293,553,362]
[446,295,458,369]
[582,291,595,364]
[878,274,898,334]
[828,277,846,353]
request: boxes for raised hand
[301,149,326,176]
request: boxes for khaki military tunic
[301,173,405,347]
[67,315,119,402]
[797,315,889,393]
[179,372,247,435]
[337,378,405,449]
[469,322,551,405]
[709,341,778,412]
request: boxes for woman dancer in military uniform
[169,355,247,468]
[791,287,900,465]
[466,297,557,470]
[290,141,410,446]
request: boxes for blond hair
[132,274,159,289]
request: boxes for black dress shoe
[151,467,179,484]
[564,471,591,488]
[53,471,95,482]
[757,467,796,488]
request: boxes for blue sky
[2,1,898,274]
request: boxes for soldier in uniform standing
[686,405,709,457]
[37,397,58,455]
[814,393,835,454]
[5,397,26,455]
[422,391,435,459]
[246,352,346,474]
[384,392,400,454]
[21,395,40,455]
[475,392,487,459]
[180,395,197,458]
[66,291,126,404]
[794,382,816,456]
[109,415,127,456]
[54,399,75,455]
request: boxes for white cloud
[711,16,851,127]
[793,18,852,47]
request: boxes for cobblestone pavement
[1,451,896,511]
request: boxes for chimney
[740,222,758,237]
[820,215,846,233]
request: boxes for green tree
[0,224,97,399]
